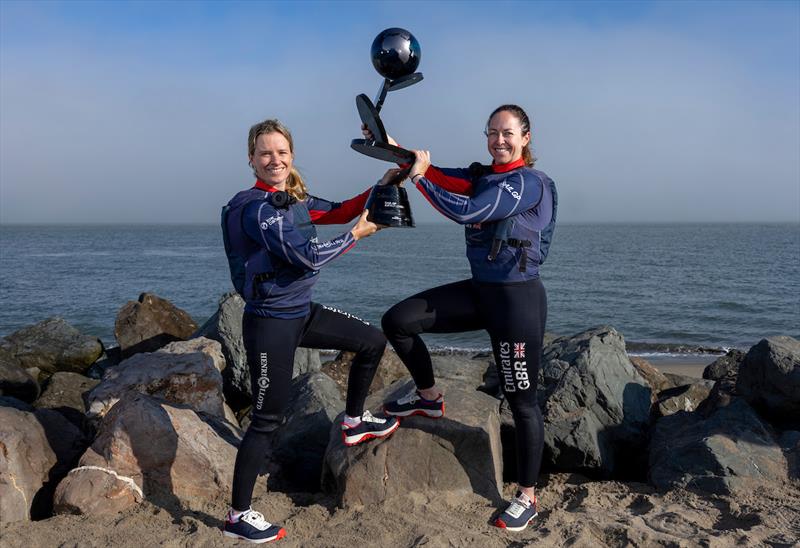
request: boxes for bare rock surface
[736,336,800,421]
[0,318,103,375]
[0,347,40,403]
[85,337,225,419]
[654,382,712,418]
[53,393,241,515]
[271,372,345,491]
[194,292,322,411]
[323,377,503,508]
[34,372,99,413]
[629,356,672,397]
[702,349,745,381]
[0,405,87,523]
[540,327,652,476]
[114,293,197,358]
[649,399,787,494]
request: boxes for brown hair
[486,104,536,167]
[248,119,308,200]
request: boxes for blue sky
[1,0,798,223]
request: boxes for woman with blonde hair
[221,118,401,543]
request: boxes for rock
[194,292,321,411]
[0,318,103,375]
[322,377,503,508]
[35,372,100,434]
[0,406,88,523]
[85,347,122,380]
[696,376,739,417]
[114,293,197,358]
[702,349,745,381]
[629,356,671,397]
[653,382,712,418]
[35,372,99,413]
[271,372,345,491]
[0,395,34,411]
[0,348,40,403]
[736,336,800,421]
[649,399,788,494]
[779,431,800,479]
[663,372,705,388]
[53,393,241,515]
[85,337,225,420]
[540,326,652,477]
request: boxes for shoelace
[241,510,271,529]
[360,410,385,424]
[505,495,532,519]
[397,391,421,405]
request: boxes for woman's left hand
[378,168,408,186]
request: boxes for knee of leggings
[248,413,283,434]
[381,303,413,338]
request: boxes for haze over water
[1,223,797,354]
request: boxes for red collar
[492,157,527,173]
[254,180,279,193]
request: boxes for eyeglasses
[484,129,521,139]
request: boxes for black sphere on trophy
[351,28,423,228]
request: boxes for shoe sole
[383,403,445,419]
[223,528,286,543]
[342,420,400,446]
[494,512,538,532]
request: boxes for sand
[2,473,798,547]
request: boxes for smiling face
[250,132,293,188]
[486,110,531,165]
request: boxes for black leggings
[382,278,546,488]
[231,302,386,510]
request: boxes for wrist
[410,173,424,183]
[350,228,360,241]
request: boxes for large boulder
[322,377,503,508]
[736,336,800,421]
[0,318,103,375]
[53,393,241,515]
[85,337,225,419]
[540,327,652,476]
[649,399,787,494]
[271,372,345,491]
[702,349,745,381]
[0,347,40,403]
[0,405,87,523]
[114,293,197,358]
[194,292,321,410]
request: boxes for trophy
[351,28,422,227]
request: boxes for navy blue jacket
[416,158,558,283]
[225,181,370,318]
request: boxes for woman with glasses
[364,104,558,532]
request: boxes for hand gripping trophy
[351,28,423,228]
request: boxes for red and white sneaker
[493,491,538,531]
[341,411,400,446]
[383,390,445,418]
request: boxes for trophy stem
[373,79,390,113]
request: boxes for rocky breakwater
[649,336,800,494]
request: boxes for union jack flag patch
[514,342,526,359]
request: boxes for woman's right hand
[409,150,431,182]
[350,209,382,240]
[361,124,398,147]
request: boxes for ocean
[1,223,798,357]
